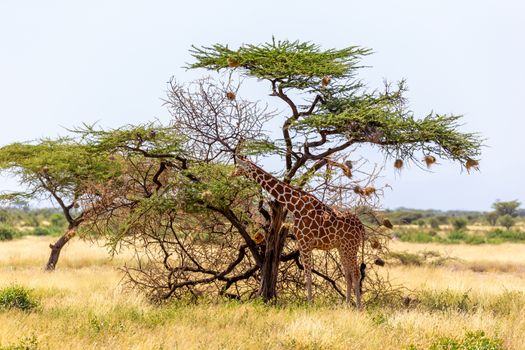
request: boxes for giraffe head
[231,154,250,177]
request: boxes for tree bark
[258,203,287,302]
[45,227,76,271]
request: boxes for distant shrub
[450,218,468,231]
[427,331,503,350]
[31,227,52,236]
[498,214,515,230]
[389,250,448,267]
[448,231,467,241]
[417,289,475,313]
[485,211,499,226]
[464,235,485,245]
[486,229,525,242]
[398,213,424,224]
[396,230,442,243]
[488,291,525,316]
[390,251,424,266]
[0,285,39,311]
[49,213,66,228]
[429,218,441,229]
[0,226,15,241]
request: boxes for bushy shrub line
[395,228,525,245]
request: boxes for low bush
[31,227,52,236]
[486,229,525,242]
[395,230,444,243]
[389,250,450,267]
[390,251,425,266]
[0,285,39,311]
[0,335,38,350]
[428,331,503,350]
[450,217,468,231]
[417,289,475,313]
[448,231,467,241]
[0,227,14,241]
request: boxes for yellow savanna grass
[0,237,524,349]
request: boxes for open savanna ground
[1,236,524,350]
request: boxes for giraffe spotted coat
[234,155,365,308]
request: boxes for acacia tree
[85,39,481,302]
[0,39,481,303]
[0,139,119,269]
[177,39,482,301]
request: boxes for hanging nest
[370,239,381,250]
[374,258,386,266]
[382,219,394,229]
[342,166,352,178]
[465,159,479,173]
[227,57,240,68]
[321,75,331,87]
[253,232,265,244]
[424,155,436,168]
[226,91,236,101]
[362,187,376,196]
[394,159,404,170]
[353,186,364,195]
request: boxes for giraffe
[233,155,366,309]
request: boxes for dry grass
[0,237,524,349]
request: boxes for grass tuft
[0,285,39,311]
[0,335,38,350]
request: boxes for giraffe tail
[359,262,366,294]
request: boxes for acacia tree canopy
[0,139,118,206]
[190,38,482,168]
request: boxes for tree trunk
[45,227,76,271]
[258,203,287,302]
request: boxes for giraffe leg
[339,247,363,310]
[302,249,313,303]
[351,258,363,311]
[338,247,353,305]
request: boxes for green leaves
[189,38,371,89]
[295,81,482,164]
[0,139,118,190]
[74,123,185,159]
[177,163,258,212]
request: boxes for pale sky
[0,0,524,211]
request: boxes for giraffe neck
[238,159,305,213]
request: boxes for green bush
[464,235,485,245]
[488,291,525,316]
[417,289,475,313]
[31,227,52,236]
[0,225,15,241]
[450,218,468,231]
[390,251,425,266]
[428,331,503,350]
[486,229,525,242]
[448,231,467,241]
[498,214,515,230]
[396,231,443,243]
[0,285,39,311]
[429,218,441,229]
[0,335,38,350]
